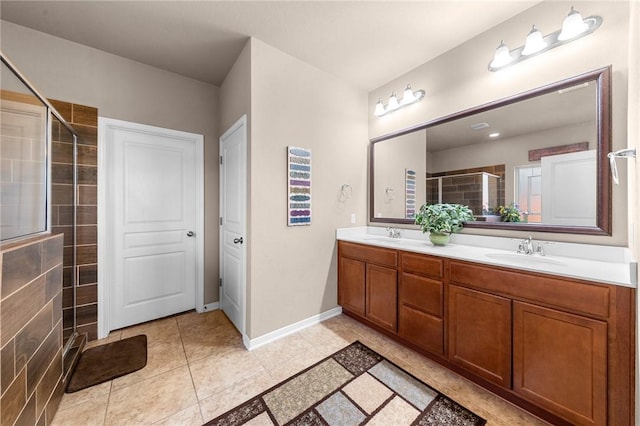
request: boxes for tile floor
[52,310,548,425]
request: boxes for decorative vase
[429,232,450,246]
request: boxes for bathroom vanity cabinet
[338,242,398,332]
[337,241,634,426]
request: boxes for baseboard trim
[202,302,219,312]
[243,307,343,351]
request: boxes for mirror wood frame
[369,66,611,235]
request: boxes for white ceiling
[0,1,539,91]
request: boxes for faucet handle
[534,241,553,256]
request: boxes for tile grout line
[176,316,207,424]
[101,380,113,426]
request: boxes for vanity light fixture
[488,6,602,72]
[521,25,546,56]
[374,84,425,116]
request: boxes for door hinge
[219,278,222,287]
[219,217,223,226]
[219,155,223,165]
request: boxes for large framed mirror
[370,67,611,235]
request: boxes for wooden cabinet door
[513,301,607,426]
[448,285,512,388]
[338,257,365,316]
[366,264,397,332]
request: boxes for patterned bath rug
[205,340,486,426]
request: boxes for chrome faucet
[516,236,550,256]
[386,227,401,239]
[517,236,534,255]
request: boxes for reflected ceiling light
[489,7,602,72]
[489,132,500,138]
[471,122,490,131]
[557,82,589,94]
[374,84,425,116]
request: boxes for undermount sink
[362,236,425,246]
[363,236,393,242]
[484,252,567,267]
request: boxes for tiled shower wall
[49,99,99,341]
[426,164,505,214]
[0,234,64,426]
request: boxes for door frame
[97,117,204,339]
[219,115,247,338]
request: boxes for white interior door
[101,118,203,331]
[541,150,597,226]
[219,115,247,335]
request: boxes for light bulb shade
[558,7,589,41]
[387,93,399,110]
[401,84,416,104]
[374,99,385,116]
[489,40,513,69]
[521,25,546,56]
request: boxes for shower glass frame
[1,52,80,357]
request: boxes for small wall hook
[384,187,395,202]
[338,184,352,202]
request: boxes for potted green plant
[497,202,522,222]
[414,203,475,246]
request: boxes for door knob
[187,231,195,237]
[233,237,244,244]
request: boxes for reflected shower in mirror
[0,59,48,241]
[370,67,611,235]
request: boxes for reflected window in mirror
[369,67,611,235]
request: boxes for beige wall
[0,21,221,304]
[369,1,630,246]
[219,40,252,318]
[220,41,252,135]
[248,39,368,338]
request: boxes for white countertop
[336,227,637,288]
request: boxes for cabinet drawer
[450,261,609,319]
[399,305,444,356]
[400,273,443,317]
[401,251,443,278]
[339,241,397,268]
